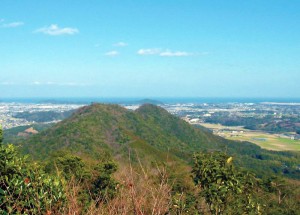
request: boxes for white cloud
[1,21,24,28]
[137,48,161,55]
[104,50,119,56]
[137,48,193,57]
[159,51,192,57]
[113,42,128,47]
[34,24,79,36]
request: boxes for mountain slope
[20,104,219,159]
[19,103,300,178]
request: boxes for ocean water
[1,97,300,104]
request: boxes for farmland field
[199,123,300,151]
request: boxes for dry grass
[61,179,83,215]
[61,154,173,215]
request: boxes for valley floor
[199,123,300,151]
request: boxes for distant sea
[1,97,300,104]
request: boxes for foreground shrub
[0,128,66,214]
[192,152,262,215]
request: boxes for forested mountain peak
[18,103,300,179]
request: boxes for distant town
[0,103,83,129]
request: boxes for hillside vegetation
[3,123,53,143]
[19,103,300,179]
[2,104,300,214]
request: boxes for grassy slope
[19,103,300,179]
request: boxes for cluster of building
[0,103,83,129]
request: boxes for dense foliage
[2,104,300,214]
[15,104,300,180]
[0,126,119,214]
[191,152,300,215]
[1,104,300,214]
[192,152,261,214]
[0,127,66,214]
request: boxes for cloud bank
[35,24,79,36]
[159,51,191,57]
[137,48,161,55]
[104,50,119,56]
[137,48,193,57]
[1,21,24,28]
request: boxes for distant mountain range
[17,103,300,179]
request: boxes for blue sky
[1,0,299,98]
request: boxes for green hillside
[3,123,53,143]
[3,103,300,214]
[19,103,300,179]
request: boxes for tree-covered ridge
[1,113,300,214]
[17,103,300,179]
[1,131,300,214]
